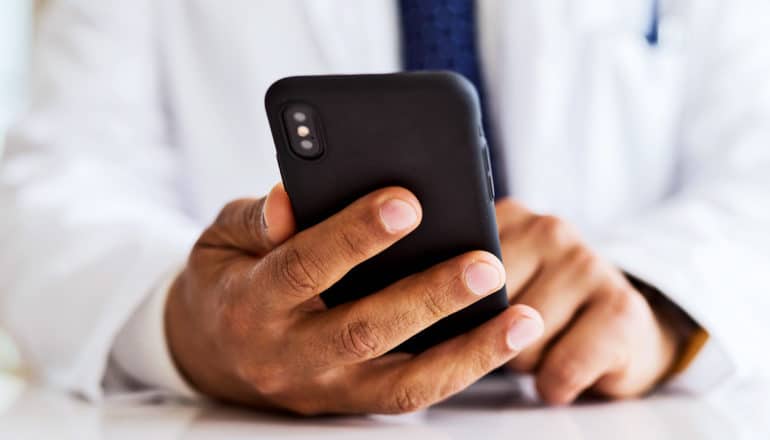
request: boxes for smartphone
[264,72,507,353]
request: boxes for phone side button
[481,143,492,173]
[487,172,495,201]
[480,144,494,201]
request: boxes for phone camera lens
[284,105,323,159]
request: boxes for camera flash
[297,125,310,137]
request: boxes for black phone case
[265,72,507,353]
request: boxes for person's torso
[156,0,695,239]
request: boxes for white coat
[1,0,769,400]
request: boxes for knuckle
[420,274,455,320]
[336,318,382,360]
[254,373,291,398]
[276,246,324,295]
[570,247,604,278]
[392,384,431,413]
[606,287,645,321]
[334,225,371,262]
[238,363,290,397]
[532,215,575,247]
[546,359,586,392]
[217,268,244,298]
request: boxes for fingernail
[506,316,543,351]
[379,199,419,233]
[262,184,281,230]
[464,261,504,296]
[261,197,271,232]
[261,206,269,231]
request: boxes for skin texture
[166,184,683,414]
[166,184,544,415]
[496,199,683,404]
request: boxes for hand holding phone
[163,73,545,414]
[165,183,544,414]
[266,72,511,351]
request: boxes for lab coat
[1,0,769,401]
[0,0,31,153]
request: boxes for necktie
[399,0,508,198]
[646,0,660,46]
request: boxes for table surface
[1,373,769,440]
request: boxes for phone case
[265,72,507,353]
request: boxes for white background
[0,0,32,372]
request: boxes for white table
[1,373,768,439]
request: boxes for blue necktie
[646,0,660,46]
[399,0,508,198]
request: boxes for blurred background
[0,0,34,374]
[0,1,31,150]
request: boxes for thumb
[262,182,296,245]
[207,183,296,255]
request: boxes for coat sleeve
[0,0,200,400]
[595,0,770,392]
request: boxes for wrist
[627,274,699,379]
[165,273,225,397]
[112,264,200,398]
[164,272,206,390]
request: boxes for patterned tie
[399,0,508,198]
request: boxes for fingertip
[511,304,545,328]
[373,187,423,235]
[536,382,576,406]
[534,352,588,406]
[264,182,296,245]
[535,367,581,406]
[377,187,423,217]
[505,305,545,351]
[464,259,506,296]
[379,198,420,234]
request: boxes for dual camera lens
[283,105,323,159]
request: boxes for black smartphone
[265,72,507,353]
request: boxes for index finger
[259,186,422,309]
[343,305,544,414]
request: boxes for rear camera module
[283,105,324,159]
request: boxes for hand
[495,199,685,405]
[165,184,544,415]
